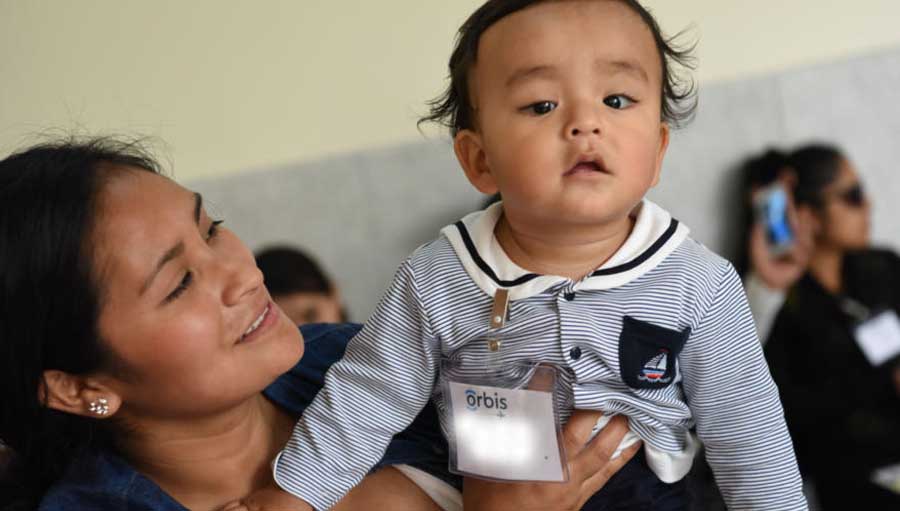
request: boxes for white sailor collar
[440,199,690,301]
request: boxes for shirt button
[569,346,582,360]
[564,292,576,301]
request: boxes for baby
[265,1,807,509]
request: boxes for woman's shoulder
[262,322,362,416]
[39,449,183,511]
[779,248,900,318]
[288,322,361,372]
[845,248,900,307]
[848,247,900,270]
[39,324,365,511]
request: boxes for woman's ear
[796,204,822,239]
[454,129,499,195]
[40,370,121,419]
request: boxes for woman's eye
[523,101,558,115]
[160,220,221,305]
[206,219,224,241]
[165,272,193,303]
[603,95,636,110]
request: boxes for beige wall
[3,0,900,180]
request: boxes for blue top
[39,323,449,510]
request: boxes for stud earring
[88,397,110,416]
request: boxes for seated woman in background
[255,246,347,326]
[0,139,638,511]
[738,144,900,509]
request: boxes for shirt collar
[441,199,690,301]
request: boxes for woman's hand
[749,186,814,290]
[223,467,442,511]
[221,487,314,511]
[462,412,639,511]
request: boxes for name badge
[872,463,900,495]
[445,379,566,481]
[439,290,568,482]
[854,310,900,367]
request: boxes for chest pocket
[618,315,691,390]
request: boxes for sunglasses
[826,182,866,208]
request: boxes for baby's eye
[603,95,636,110]
[522,101,558,115]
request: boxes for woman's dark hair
[0,138,160,508]
[419,0,697,136]
[734,143,845,274]
[787,146,845,208]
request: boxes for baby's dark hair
[419,0,697,136]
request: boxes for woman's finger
[570,414,630,480]
[561,409,604,456]
[581,440,640,495]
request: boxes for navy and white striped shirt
[274,200,807,510]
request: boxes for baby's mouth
[564,160,610,176]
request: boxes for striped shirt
[274,200,807,510]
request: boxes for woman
[739,144,900,509]
[0,139,638,511]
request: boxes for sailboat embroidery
[637,349,671,383]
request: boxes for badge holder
[872,463,900,495]
[439,289,569,483]
[842,298,900,367]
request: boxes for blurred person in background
[736,150,815,341]
[255,246,347,326]
[737,143,900,509]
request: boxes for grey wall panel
[775,49,900,249]
[192,139,482,319]
[189,47,900,319]
[650,75,788,262]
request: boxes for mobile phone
[755,184,794,256]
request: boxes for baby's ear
[454,130,499,195]
[650,122,670,187]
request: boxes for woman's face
[814,158,870,251]
[91,169,303,419]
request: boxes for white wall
[3,1,900,180]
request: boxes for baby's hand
[220,487,314,511]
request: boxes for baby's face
[459,0,669,233]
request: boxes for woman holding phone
[737,144,900,509]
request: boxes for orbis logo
[465,389,508,411]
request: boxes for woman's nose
[222,258,264,306]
